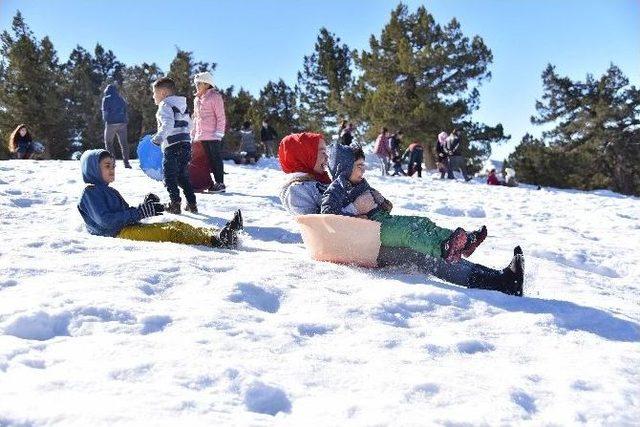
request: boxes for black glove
[138,201,164,218]
[144,193,160,204]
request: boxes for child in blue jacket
[77,149,241,247]
[320,143,486,262]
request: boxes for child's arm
[212,94,226,141]
[321,176,353,215]
[151,102,174,146]
[101,97,109,122]
[81,188,142,233]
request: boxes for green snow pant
[370,210,453,258]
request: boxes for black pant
[377,247,506,291]
[201,140,224,184]
[163,142,196,205]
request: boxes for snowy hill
[0,157,639,425]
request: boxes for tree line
[1,4,638,195]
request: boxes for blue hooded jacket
[102,84,128,124]
[77,149,141,237]
[320,143,372,216]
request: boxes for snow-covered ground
[1,156,639,426]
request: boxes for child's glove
[138,200,164,218]
[144,193,160,204]
[371,189,393,213]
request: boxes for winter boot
[208,183,226,193]
[462,225,487,258]
[229,209,243,231]
[185,203,198,213]
[211,225,238,249]
[165,200,181,214]
[441,228,468,263]
[501,246,524,296]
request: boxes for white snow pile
[0,156,639,425]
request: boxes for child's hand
[138,201,164,218]
[354,192,376,215]
[144,193,160,204]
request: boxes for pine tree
[0,12,71,159]
[255,79,301,137]
[356,3,508,168]
[167,48,216,114]
[297,28,353,131]
[529,64,640,195]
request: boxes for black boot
[229,209,243,231]
[211,225,238,249]
[501,246,524,296]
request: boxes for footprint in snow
[455,340,495,354]
[243,382,291,416]
[228,283,281,314]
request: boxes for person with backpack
[102,84,131,168]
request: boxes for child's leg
[163,147,181,203]
[176,144,197,205]
[370,211,453,258]
[117,221,215,246]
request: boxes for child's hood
[328,143,356,178]
[80,149,109,185]
[104,84,119,97]
[163,95,188,113]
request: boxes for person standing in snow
[373,127,391,176]
[101,84,131,168]
[260,119,278,158]
[8,124,34,159]
[239,121,258,164]
[77,149,241,247]
[151,77,197,214]
[277,132,524,296]
[445,129,471,181]
[338,120,354,146]
[387,130,403,158]
[435,131,449,179]
[191,71,227,193]
[402,141,424,177]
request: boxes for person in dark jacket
[260,119,278,158]
[338,120,354,146]
[101,84,130,168]
[320,143,488,263]
[445,129,471,181]
[8,124,33,159]
[77,149,241,247]
[403,141,424,177]
[387,130,403,158]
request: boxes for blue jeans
[163,142,196,205]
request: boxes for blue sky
[2,0,638,159]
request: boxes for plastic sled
[189,140,214,192]
[137,135,163,181]
[296,214,381,268]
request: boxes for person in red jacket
[487,168,502,185]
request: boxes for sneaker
[502,246,524,296]
[211,225,237,249]
[228,209,243,231]
[185,203,198,213]
[462,225,487,258]
[165,200,181,214]
[441,227,468,263]
[208,183,226,193]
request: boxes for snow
[1,156,639,425]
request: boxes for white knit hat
[194,71,215,87]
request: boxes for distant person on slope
[373,127,391,176]
[238,121,259,164]
[445,129,472,181]
[277,133,524,296]
[8,124,33,159]
[260,119,278,158]
[403,141,424,177]
[435,131,449,179]
[77,149,242,248]
[102,84,131,168]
